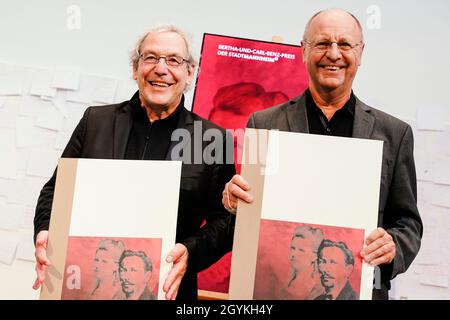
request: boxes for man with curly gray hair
[33,25,235,300]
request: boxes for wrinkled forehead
[140,31,188,56]
[306,11,362,41]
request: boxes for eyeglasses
[139,53,189,67]
[303,40,362,53]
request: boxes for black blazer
[34,94,236,300]
[247,92,423,297]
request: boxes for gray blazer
[247,92,423,294]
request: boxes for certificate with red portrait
[192,33,309,296]
[40,159,181,300]
[229,129,383,300]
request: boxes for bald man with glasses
[223,8,422,300]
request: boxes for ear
[301,41,307,64]
[357,43,365,66]
[132,64,138,81]
[186,64,195,86]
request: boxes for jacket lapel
[353,97,375,139]
[284,93,309,133]
[113,103,134,159]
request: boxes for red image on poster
[61,236,161,300]
[254,220,364,300]
[193,34,309,294]
[192,33,309,173]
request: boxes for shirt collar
[305,89,355,117]
[130,90,185,124]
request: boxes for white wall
[0,0,449,299]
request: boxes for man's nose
[154,58,169,75]
[326,43,342,61]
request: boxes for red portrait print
[253,220,364,300]
[61,236,161,300]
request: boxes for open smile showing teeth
[149,81,172,87]
[323,65,342,71]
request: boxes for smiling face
[133,31,194,113]
[302,9,364,96]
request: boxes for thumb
[166,243,187,263]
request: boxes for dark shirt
[125,93,183,160]
[305,89,355,137]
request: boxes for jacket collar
[284,90,374,139]
[352,96,375,139]
[113,91,192,159]
[284,93,310,133]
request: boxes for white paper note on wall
[115,79,137,102]
[16,149,30,172]
[51,95,69,119]
[0,128,15,149]
[35,103,64,131]
[430,184,450,208]
[29,71,57,98]
[433,155,450,185]
[419,266,449,288]
[54,130,72,150]
[0,96,7,108]
[61,101,88,124]
[0,100,19,129]
[417,181,433,203]
[414,130,438,182]
[0,147,18,179]
[414,227,445,265]
[91,76,118,103]
[7,175,47,207]
[16,116,56,148]
[0,232,19,265]
[66,75,117,104]
[16,230,35,262]
[52,67,80,90]
[0,203,24,230]
[22,205,36,229]
[18,95,43,117]
[418,202,439,229]
[435,126,450,157]
[416,106,446,131]
[26,148,60,178]
[0,75,23,95]
[0,178,10,197]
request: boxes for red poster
[61,236,161,300]
[254,220,364,300]
[193,34,309,294]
